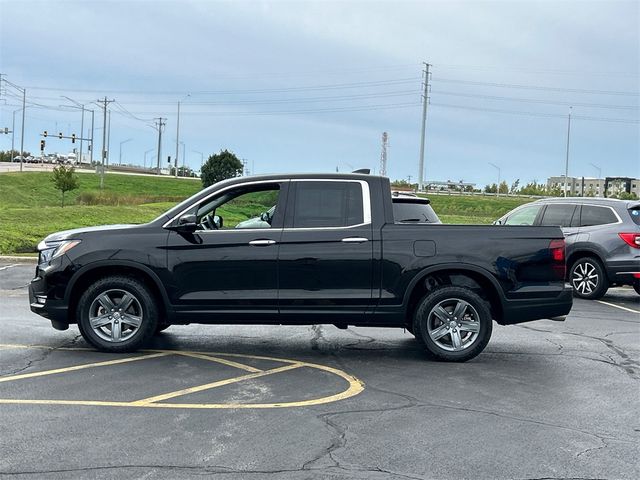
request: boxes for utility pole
[564,106,572,197]
[20,88,25,172]
[418,62,431,191]
[154,118,166,174]
[96,97,115,188]
[61,96,86,164]
[379,132,388,177]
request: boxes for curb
[0,256,37,264]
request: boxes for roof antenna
[352,168,370,174]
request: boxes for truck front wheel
[77,276,158,353]
[413,286,492,362]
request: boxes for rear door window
[291,181,364,228]
[580,205,618,227]
[504,204,542,225]
[539,204,577,227]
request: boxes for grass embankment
[426,194,532,224]
[0,172,534,254]
[0,172,200,253]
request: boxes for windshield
[393,201,441,223]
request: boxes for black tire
[569,257,608,300]
[77,275,158,353]
[633,280,640,296]
[413,286,492,362]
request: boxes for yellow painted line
[131,363,303,406]
[0,344,366,409]
[173,351,262,373]
[595,300,640,315]
[0,352,171,383]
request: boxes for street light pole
[119,138,133,165]
[11,108,20,156]
[144,149,155,170]
[564,106,572,198]
[175,94,190,179]
[489,162,501,197]
[19,87,25,172]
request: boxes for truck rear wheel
[77,276,158,353]
[413,286,492,362]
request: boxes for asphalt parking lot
[1,261,639,480]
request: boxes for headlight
[37,240,81,265]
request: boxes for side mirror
[213,215,223,229]
[174,213,198,232]
[260,212,269,222]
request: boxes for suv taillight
[549,239,566,279]
[619,233,640,249]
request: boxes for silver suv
[495,198,640,299]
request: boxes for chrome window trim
[532,202,623,227]
[162,178,372,231]
[288,179,371,229]
[162,179,289,229]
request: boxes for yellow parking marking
[0,352,171,383]
[596,300,640,315]
[173,351,262,373]
[0,344,365,409]
[131,363,303,405]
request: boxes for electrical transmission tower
[379,131,388,177]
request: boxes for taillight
[619,233,640,249]
[549,239,566,279]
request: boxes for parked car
[495,198,640,298]
[30,173,572,361]
[391,192,441,224]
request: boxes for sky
[0,0,638,187]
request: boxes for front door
[166,181,288,322]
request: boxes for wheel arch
[566,249,607,281]
[403,264,504,326]
[65,261,172,324]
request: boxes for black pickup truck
[30,173,572,361]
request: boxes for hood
[44,224,137,242]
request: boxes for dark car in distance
[30,173,572,362]
[495,197,640,299]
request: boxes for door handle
[249,239,277,246]
[341,237,369,243]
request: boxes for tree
[201,149,243,188]
[484,183,497,194]
[51,164,79,207]
[510,179,520,194]
[498,181,509,195]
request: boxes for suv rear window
[629,207,640,226]
[540,204,577,227]
[393,201,440,223]
[580,205,618,227]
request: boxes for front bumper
[500,284,573,325]
[28,257,74,327]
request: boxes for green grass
[0,172,537,253]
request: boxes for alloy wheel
[88,289,144,343]
[426,298,481,352]
[572,262,599,295]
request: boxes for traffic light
[58,132,63,139]
[3,127,8,134]
[40,140,45,151]
[71,133,76,144]
[43,131,48,137]
[167,155,171,163]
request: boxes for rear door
[539,203,579,253]
[277,179,374,322]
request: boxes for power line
[433,77,639,96]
